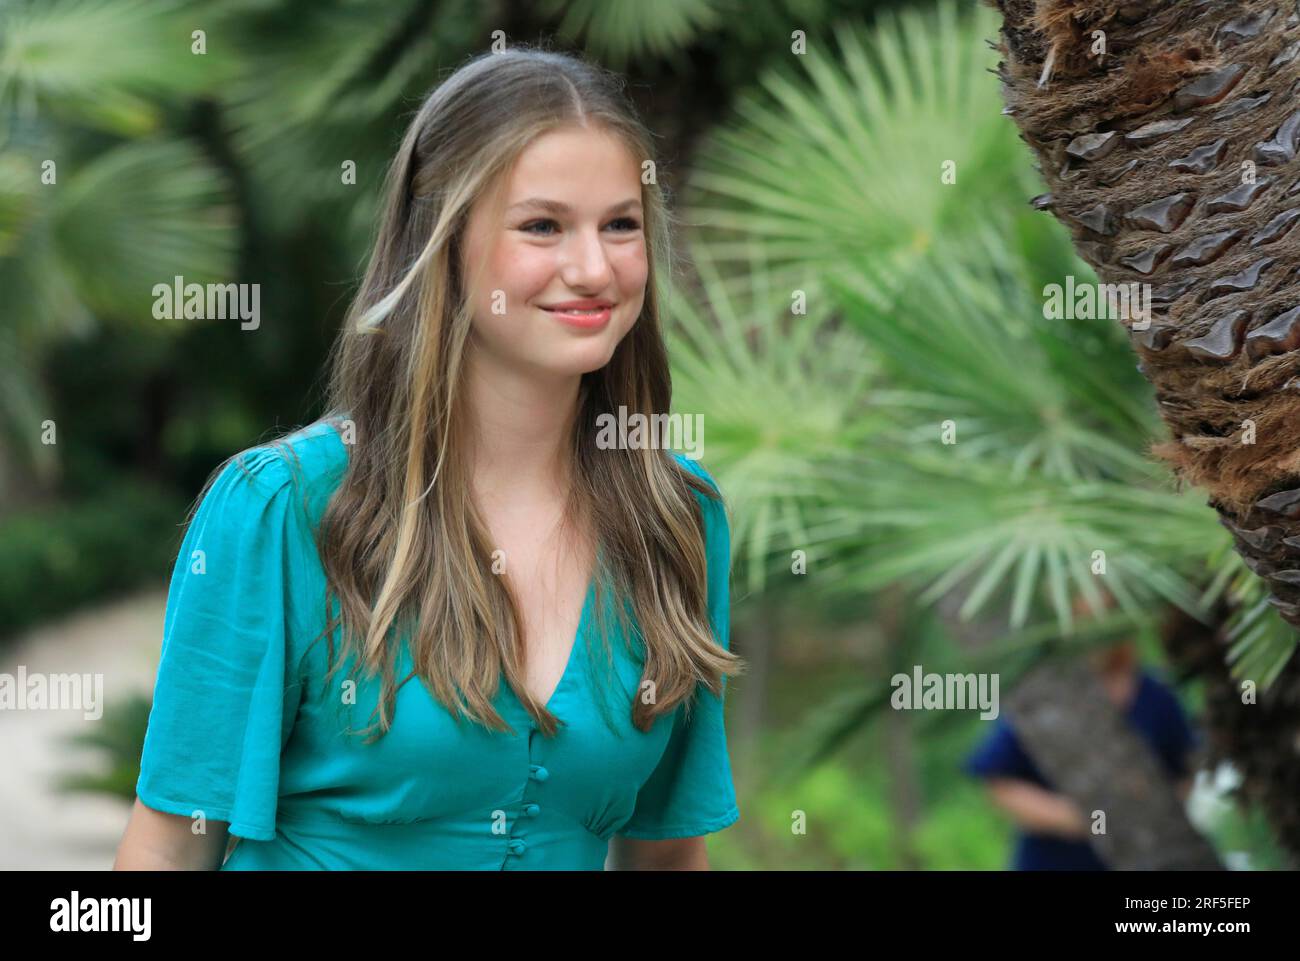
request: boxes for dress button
[507,839,527,855]
[529,764,550,782]
[523,803,540,817]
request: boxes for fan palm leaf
[684,0,1026,307]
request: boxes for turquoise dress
[135,420,739,869]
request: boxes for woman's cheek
[514,261,561,314]
[611,241,647,295]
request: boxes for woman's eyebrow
[507,198,642,215]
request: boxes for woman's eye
[520,219,558,236]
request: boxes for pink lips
[540,304,613,329]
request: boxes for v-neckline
[515,541,602,713]
[530,570,594,712]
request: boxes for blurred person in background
[963,591,1199,870]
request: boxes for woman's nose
[560,228,614,288]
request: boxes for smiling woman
[115,45,744,872]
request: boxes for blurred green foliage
[0,479,185,641]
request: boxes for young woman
[113,46,744,871]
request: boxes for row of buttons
[506,737,548,859]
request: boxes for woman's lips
[540,305,612,329]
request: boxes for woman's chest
[281,622,676,832]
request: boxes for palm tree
[987,0,1300,856]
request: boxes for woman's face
[460,125,648,379]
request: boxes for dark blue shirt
[963,669,1199,870]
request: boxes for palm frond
[218,0,480,245]
[801,449,1223,634]
[1200,540,1300,687]
[684,0,1026,306]
[835,215,1162,484]
[0,0,230,138]
[667,235,879,598]
[539,0,726,69]
[49,138,238,324]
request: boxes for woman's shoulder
[201,419,350,534]
[669,451,721,497]
[668,453,729,563]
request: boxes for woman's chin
[542,342,617,377]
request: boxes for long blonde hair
[296,46,744,740]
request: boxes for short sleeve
[617,457,740,840]
[962,716,1043,784]
[135,448,310,841]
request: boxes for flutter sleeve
[135,446,311,841]
[617,455,741,840]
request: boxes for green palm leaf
[0,148,38,253]
[1201,538,1300,689]
[49,138,238,324]
[807,449,1222,629]
[0,0,229,138]
[539,0,725,69]
[667,235,880,597]
[217,0,481,247]
[835,216,1161,484]
[684,0,1026,306]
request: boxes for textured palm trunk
[989,0,1300,859]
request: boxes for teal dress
[135,420,739,869]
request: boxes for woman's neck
[464,352,582,503]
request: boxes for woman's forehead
[503,129,642,202]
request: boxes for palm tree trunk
[990,0,1300,861]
